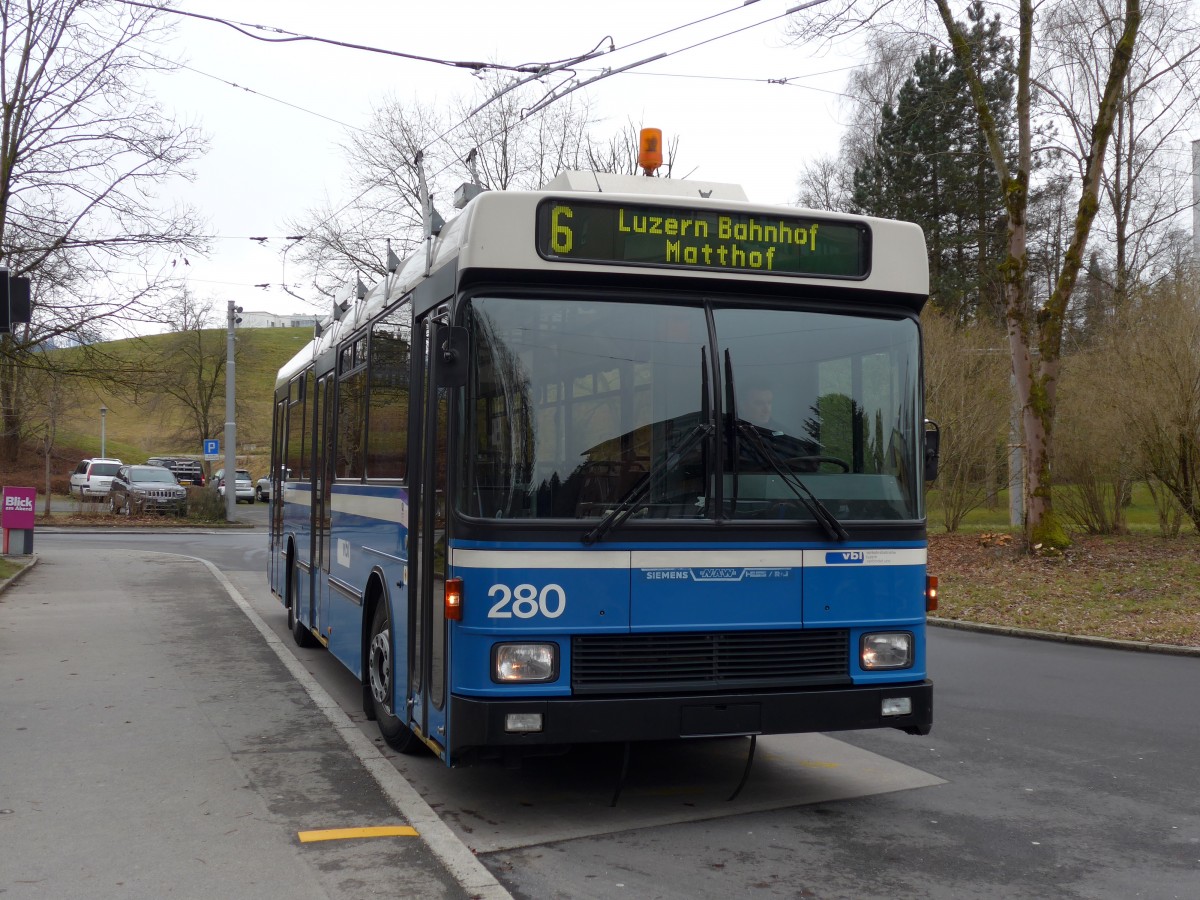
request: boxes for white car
[255,475,272,502]
[69,458,124,499]
[214,468,255,503]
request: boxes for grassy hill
[14,326,312,492]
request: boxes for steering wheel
[784,454,851,473]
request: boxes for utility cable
[117,0,539,72]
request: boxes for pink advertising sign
[2,486,36,529]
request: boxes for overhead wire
[136,0,842,294]
[117,0,541,73]
[335,1,838,230]
[522,1,831,116]
[137,47,366,133]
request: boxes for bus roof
[276,173,928,389]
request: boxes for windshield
[459,296,922,524]
[131,467,176,483]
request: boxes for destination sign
[536,199,870,278]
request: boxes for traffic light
[228,302,243,328]
[0,270,31,333]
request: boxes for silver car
[70,458,124,499]
[108,465,188,516]
[213,468,255,503]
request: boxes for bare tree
[795,32,923,213]
[1036,0,1200,308]
[586,118,681,177]
[284,75,656,299]
[788,0,1142,548]
[922,309,1008,530]
[0,0,208,462]
[840,30,926,172]
[154,288,218,334]
[1054,346,1136,534]
[18,365,83,513]
[143,292,244,462]
[1108,278,1200,533]
[796,154,855,211]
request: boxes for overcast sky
[154,1,863,320]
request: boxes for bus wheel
[367,602,421,754]
[288,566,318,648]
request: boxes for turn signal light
[926,575,939,612]
[445,577,463,621]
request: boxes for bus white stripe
[330,492,409,525]
[632,550,803,568]
[451,548,926,570]
[282,487,311,507]
[452,549,630,569]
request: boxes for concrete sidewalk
[0,545,486,899]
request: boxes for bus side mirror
[924,419,940,482]
[436,325,469,388]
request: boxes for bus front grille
[571,630,850,694]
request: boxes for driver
[742,380,786,434]
[737,378,822,469]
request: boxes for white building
[239,311,321,330]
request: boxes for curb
[929,616,1200,658]
[191,556,514,900]
[0,554,38,598]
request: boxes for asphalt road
[8,524,1200,899]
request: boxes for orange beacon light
[639,127,662,176]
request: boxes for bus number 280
[487,583,567,619]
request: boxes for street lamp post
[99,406,108,458]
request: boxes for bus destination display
[537,199,870,278]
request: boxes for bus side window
[286,374,308,481]
[367,304,412,480]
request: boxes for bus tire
[367,601,421,754]
[287,564,319,648]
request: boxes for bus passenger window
[336,360,367,479]
[367,305,412,480]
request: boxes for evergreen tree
[851,2,1013,324]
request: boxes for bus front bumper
[449,680,932,754]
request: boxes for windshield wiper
[735,420,850,542]
[581,422,713,546]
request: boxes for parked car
[69,458,124,499]
[255,466,290,502]
[108,464,188,516]
[145,456,206,487]
[213,468,255,503]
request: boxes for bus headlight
[493,643,558,683]
[860,632,913,669]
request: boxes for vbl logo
[825,550,865,564]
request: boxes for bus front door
[408,315,451,756]
[311,373,332,640]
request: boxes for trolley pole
[224,301,242,521]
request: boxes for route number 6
[488,583,567,619]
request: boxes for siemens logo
[642,567,794,582]
[644,569,690,580]
[825,551,865,564]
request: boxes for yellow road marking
[298,826,419,843]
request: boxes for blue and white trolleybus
[266,161,938,767]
